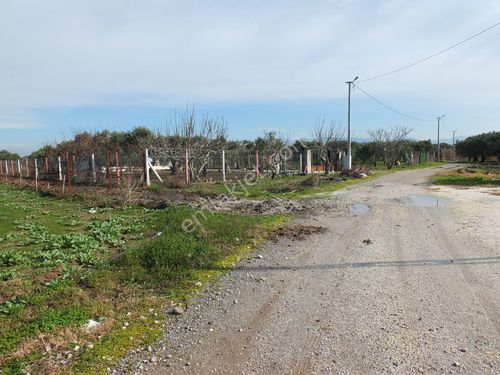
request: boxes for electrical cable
[353,83,434,122]
[359,21,500,82]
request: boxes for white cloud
[0,0,499,110]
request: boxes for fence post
[0,160,2,176]
[25,159,29,177]
[58,156,62,181]
[184,147,189,185]
[11,160,14,176]
[35,158,39,190]
[222,149,226,182]
[44,157,48,175]
[5,160,9,177]
[145,148,151,187]
[255,150,260,178]
[18,160,22,179]
[72,155,77,178]
[299,153,303,174]
[66,150,72,193]
[306,149,312,174]
[107,151,113,191]
[91,153,96,183]
[115,151,121,185]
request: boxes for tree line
[455,131,500,162]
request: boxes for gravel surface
[112,166,499,374]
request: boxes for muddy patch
[270,224,327,242]
[351,202,370,216]
[400,194,448,207]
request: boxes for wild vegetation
[433,164,500,186]
[0,184,283,374]
[0,150,20,161]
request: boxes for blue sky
[1,0,500,154]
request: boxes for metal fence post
[66,150,72,193]
[115,151,121,185]
[91,153,96,183]
[58,156,62,181]
[222,149,226,182]
[107,151,113,191]
[184,147,190,185]
[145,148,151,186]
[35,158,39,190]
[255,150,260,178]
[306,149,312,174]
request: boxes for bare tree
[368,126,412,169]
[149,107,227,181]
[312,117,345,174]
[256,131,289,178]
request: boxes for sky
[1,0,500,154]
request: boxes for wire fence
[0,147,341,192]
[0,146,453,193]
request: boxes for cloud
[1,0,499,109]
[0,108,45,129]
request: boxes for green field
[0,184,282,374]
[433,165,500,186]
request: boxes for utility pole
[345,76,358,170]
[452,129,458,161]
[437,115,445,162]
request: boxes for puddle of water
[351,202,370,215]
[401,194,448,207]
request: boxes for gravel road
[114,166,500,374]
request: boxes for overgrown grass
[0,184,283,374]
[433,165,500,186]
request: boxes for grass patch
[433,165,500,186]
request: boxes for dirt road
[115,166,500,374]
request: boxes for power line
[359,20,500,82]
[353,83,434,122]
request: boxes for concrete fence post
[18,160,22,179]
[306,149,312,174]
